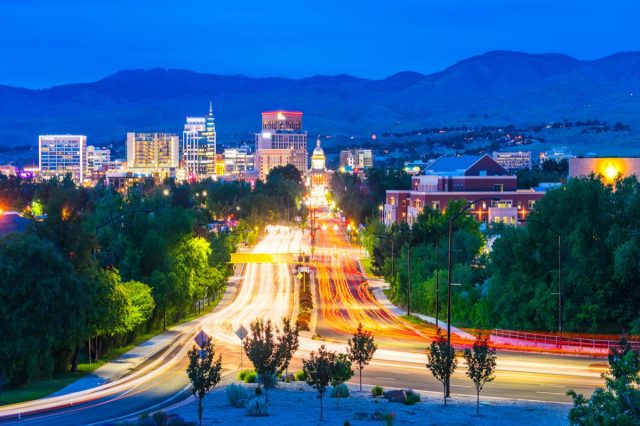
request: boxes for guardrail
[490,329,640,353]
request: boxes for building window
[528,200,536,209]
[494,184,504,192]
[389,196,395,206]
[432,201,440,210]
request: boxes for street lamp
[445,197,498,398]
[378,204,384,222]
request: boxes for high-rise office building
[182,103,217,179]
[255,111,307,181]
[86,145,111,171]
[224,147,255,175]
[39,135,87,182]
[126,132,179,170]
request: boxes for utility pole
[435,237,439,331]
[406,245,411,316]
[558,233,562,347]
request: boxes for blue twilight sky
[1,0,638,88]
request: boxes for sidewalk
[51,274,242,397]
[366,278,475,340]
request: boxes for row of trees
[0,165,306,390]
[362,174,640,335]
[330,167,411,224]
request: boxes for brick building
[384,154,547,226]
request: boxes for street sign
[296,272,303,280]
[235,324,249,341]
[194,330,210,348]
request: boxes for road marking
[539,384,567,389]
[375,377,397,381]
[536,391,565,395]
[451,384,471,388]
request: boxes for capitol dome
[311,139,326,170]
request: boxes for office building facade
[339,149,374,172]
[38,134,87,182]
[493,151,532,171]
[182,103,217,179]
[256,111,307,180]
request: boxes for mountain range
[1,50,639,148]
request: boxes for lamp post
[445,197,498,398]
[378,204,384,223]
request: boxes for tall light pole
[445,197,498,397]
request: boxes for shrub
[225,384,249,408]
[382,412,396,426]
[246,397,269,417]
[255,386,262,395]
[330,383,350,399]
[293,369,307,381]
[372,385,384,397]
[404,390,421,405]
[237,369,257,383]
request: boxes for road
[0,223,605,425]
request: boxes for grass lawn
[0,296,222,406]
[359,256,380,278]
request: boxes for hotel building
[255,111,307,181]
[384,154,547,226]
[126,132,179,175]
[38,134,87,182]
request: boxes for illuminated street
[0,222,608,424]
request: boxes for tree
[187,339,222,426]
[242,318,298,403]
[463,337,497,415]
[567,338,640,425]
[303,345,336,421]
[277,317,300,376]
[347,323,377,391]
[426,333,458,405]
[331,353,354,407]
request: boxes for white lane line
[375,377,397,381]
[536,391,565,395]
[451,384,471,388]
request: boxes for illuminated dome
[311,139,326,170]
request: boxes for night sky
[1,0,638,88]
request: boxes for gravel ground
[166,382,571,425]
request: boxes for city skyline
[1,0,638,88]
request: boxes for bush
[293,369,307,381]
[330,383,350,399]
[404,390,421,405]
[226,384,249,408]
[372,385,384,397]
[246,397,269,417]
[237,369,257,383]
[255,386,262,395]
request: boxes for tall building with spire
[182,102,217,179]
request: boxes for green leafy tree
[330,353,354,406]
[426,334,458,406]
[567,338,640,425]
[463,337,497,415]
[347,323,377,390]
[303,345,336,421]
[187,339,222,426]
[242,318,298,403]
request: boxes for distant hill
[1,50,639,148]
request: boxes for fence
[490,329,640,354]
